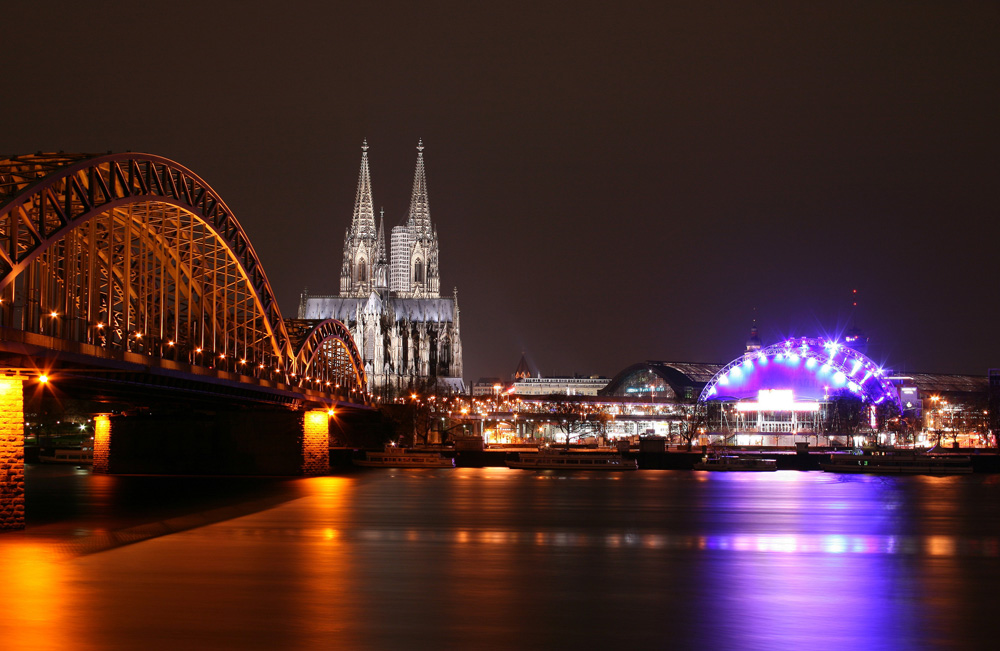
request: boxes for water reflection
[254,526,994,556]
[291,477,364,648]
[0,542,79,648]
[1,467,998,649]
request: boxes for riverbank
[331,447,1000,472]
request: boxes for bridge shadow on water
[22,464,311,556]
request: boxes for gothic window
[357,259,367,283]
[364,326,375,360]
[414,259,424,284]
[440,340,451,375]
[428,330,438,374]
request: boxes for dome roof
[701,336,900,408]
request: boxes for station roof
[644,361,724,384]
[600,361,724,401]
[890,372,987,396]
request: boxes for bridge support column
[84,409,334,476]
[301,410,330,476]
[92,414,111,474]
[0,375,26,530]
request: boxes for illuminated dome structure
[699,337,901,442]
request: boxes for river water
[2,465,999,650]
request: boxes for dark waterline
[3,465,999,650]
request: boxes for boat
[506,449,638,471]
[38,448,93,464]
[693,455,777,471]
[820,450,972,475]
[353,446,455,468]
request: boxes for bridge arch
[0,152,366,399]
[286,318,368,398]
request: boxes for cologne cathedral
[297,141,465,395]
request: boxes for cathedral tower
[340,141,387,297]
[392,140,440,298]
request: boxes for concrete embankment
[332,447,1000,472]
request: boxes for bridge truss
[0,152,367,403]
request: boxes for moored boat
[38,448,93,465]
[693,455,777,472]
[820,450,971,475]
[506,450,638,471]
[354,446,455,468]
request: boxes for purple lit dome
[700,337,899,408]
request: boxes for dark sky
[4,1,998,381]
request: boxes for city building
[499,355,609,396]
[510,375,610,396]
[472,378,504,397]
[513,354,531,380]
[298,141,464,395]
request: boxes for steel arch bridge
[0,152,367,403]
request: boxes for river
[2,464,998,650]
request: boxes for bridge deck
[0,326,370,410]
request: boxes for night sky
[3,2,998,381]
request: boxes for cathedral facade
[298,141,465,395]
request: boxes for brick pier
[0,376,25,530]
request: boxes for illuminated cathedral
[298,141,464,395]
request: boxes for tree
[680,403,709,451]
[546,397,588,447]
[579,406,613,445]
[826,391,864,444]
[874,400,901,439]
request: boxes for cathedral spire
[376,208,387,264]
[341,141,379,296]
[373,209,388,291]
[407,139,431,236]
[352,140,377,238]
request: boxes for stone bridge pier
[91,408,331,476]
[0,376,25,530]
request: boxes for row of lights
[43,320,361,397]
[706,337,893,403]
[39,312,367,400]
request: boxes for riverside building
[595,325,990,447]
